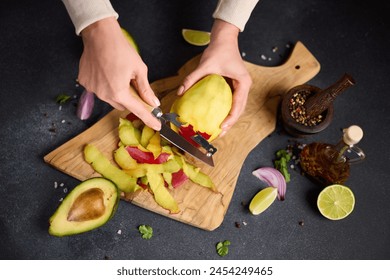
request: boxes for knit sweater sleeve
[212,0,259,31]
[62,0,119,35]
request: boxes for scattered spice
[288,90,324,126]
[299,220,304,226]
[235,222,241,228]
[49,123,56,133]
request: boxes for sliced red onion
[252,167,287,201]
[77,90,95,120]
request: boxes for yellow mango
[114,145,137,170]
[84,144,141,193]
[146,132,162,158]
[140,125,155,148]
[118,118,141,146]
[170,74,232,141]
[181,157,217,192]
[146,170,180,214]
[125,158,181,178]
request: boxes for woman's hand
[78,17,161,130]
[178,19,252,137]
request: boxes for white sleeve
[62,0,119,35]
[212,0,259,32]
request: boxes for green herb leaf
[216,240,230,257]
[56,94,71,104]
[138,225,153,239]
[223,240,231,246]
[274,149,291,183]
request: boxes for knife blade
[151,108,215,167]
[127,88,215,166]
[160,122,214,166]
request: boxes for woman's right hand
[78,17,161,131]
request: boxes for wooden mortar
[281,74,355,137]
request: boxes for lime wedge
[182,29,211,46]
[317,184,355,220]
[121,28,140,53]
[249,187,277,215]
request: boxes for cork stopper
[343,125,363,145]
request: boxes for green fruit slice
[182,29,210,46]
[249,187,278,215]
[317,184,355,220]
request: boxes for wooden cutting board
[44,41,320,231]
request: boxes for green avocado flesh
[49,177,119,237]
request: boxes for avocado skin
[48,177,119,237]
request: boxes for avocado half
[49,177,119,237]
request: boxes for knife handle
[128,85,156,112]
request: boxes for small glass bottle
[299,125,366,185]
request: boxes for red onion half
[76,90,95,120]
[252,167,287,201]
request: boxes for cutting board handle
[245,41,321,99]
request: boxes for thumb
[177,68,208,96]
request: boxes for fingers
[177,68,210,96]
[119,87,162,131]
[220,77,251,136]
[133,68,161,108]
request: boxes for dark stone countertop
[1,0,389,260]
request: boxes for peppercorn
[288,90,324,127]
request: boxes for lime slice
[121,28,140,53]
[317,184,355,220]
[249,187,277,215]
[182,29,211,46]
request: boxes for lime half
[249,187,277,215]
[121,28,140,53]
[317,184,355,220]
[182,29,211,46]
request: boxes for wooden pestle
[304,73,355,118]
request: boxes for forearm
[210,19,240,45]
[212,0,259,32]
[62,0,118,35]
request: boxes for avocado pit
[67,188,105,222]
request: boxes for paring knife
[151,108,216,167]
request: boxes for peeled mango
[170,74,232,142]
